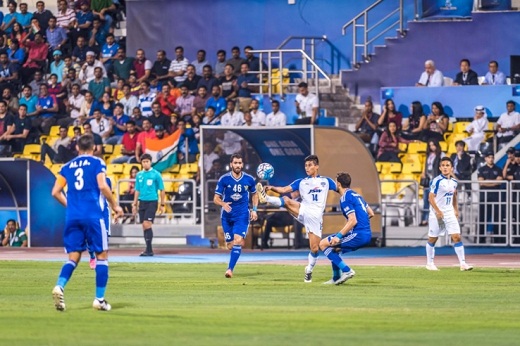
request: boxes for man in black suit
[451,140,472,196]
[453,59,479,86]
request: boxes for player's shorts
[326,230,371,254]
[221,216,250,242]
[138,200,158,223]
[428,212,460,237]
[104,214,111,237]
[295,203,323,237]
[64,218,108,254]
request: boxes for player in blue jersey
[88,177,113,269]
[51,135,123,312]
[319,172,374,285]
[426,157,473,271]
[257,155,337,283]
[214,153,259,278]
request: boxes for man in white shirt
[220,100,244,126]
[496,100,520,147]
[120,84,138,116]
[59,83,85,127]
[89,109,111,142]
[78,51,107,89]
[265,100,286,127]
[295,82,319,124]
[416,60,444,87]
[482,60,506,85]
[249,99,265,126]
[191,49,210,76]
[169,46,189,84]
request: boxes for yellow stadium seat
[400,153,424,165]
[179,163,198,175]
[67,126,76,137]
[398,142,408,152]
[402,162,423,174]
[407,142,427,154]
[50,164,63,176]
[446,122,454,133]
[113,144,122,156]
[447,133,467,146]
[103,144,114,155]
[486,122,495,132]
[375,162,383,173]
[452,122,470,134]
[49,125,60,137]
[106,164,124,176]
[380,173,397,195]
[447,143,458,156]
[439,141,448,152]
[377,162,392,175]
[389,162,402,173]
[396,173,417,192]
[167,164,181,174]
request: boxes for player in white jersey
[426,157,473,271]
[257,155,338,282]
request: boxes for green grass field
[1,262,519,346]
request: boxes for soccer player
[132,153,165,256]
[257,155,337,282]
[88,177,113,270]
[426,157,473,271]
[319,172,374,285]
[214,153,258,278]
[51,135,123,312]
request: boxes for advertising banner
[422,0,473,18]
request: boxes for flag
[145,129,180,172]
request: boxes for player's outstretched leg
[323,262,341,285]
[425,241,439,271]
[256,183,284,207]
[320,237,355,285]
[225,236,244,278]
[53,259,78,311]
[93,258,111,311]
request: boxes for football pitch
[1,261,519,346]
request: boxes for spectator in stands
[112,120,139,164]
[133,49,152,84]
[7,38,25,70]
[91,0,116,33]
[49,50,65,83]
[226,46,245,76]
[191,114,202,140]
[41,125,72,164]
[135,118,155,162]
[221,99,243,126]
[73,0,94,43]
[249,99,265,126]
[206,85,227,117]
[7,104,32,153]
[169,46,189,85]
[111,78,125,101]
[79,51,107,89]
[192,85,209,118]
[191,49,210,76]
[377,121,411,162]
[89,17,108,48]
[82,121,103,157]
[244,46,265,74]
[197,65,219,94]
[422,101,449,142]
[265,100,286,127]
[355,99,379,143]
[242,111,253,126]
[105,102,129,144]
[477,152,504,243]
[2,219,27,247]
[10,23,28,50]
[72,36,89,64]
[138,81,156,117]
[151,50,171,86]
[132,107,144,131]
[177,119,199,164]
[463,105,489,152]
[59,83,84,126]
[33,1,54,33]
[113,47,134,82]
[88,66,110,100]
[175,85,195,121]
[62,66,80,94]
[47,16,68,52]
[219,64,237,102]
[56,0,77,33]
[236,62,258,112]
[18,3,32,31]
[149,101,171,133]
[47,73,66,112]
[183,64,201,95]
[0,100,15,155]
[90,108,112,143]
[120,83,138,116]
[482,60,506,86]
[214,49,226,78]
[0,52,19,95]
[416,60,444,87]
[503,147,518,180]
[496,100,520,149]
[21,33,48,84]
[295,82,319,125]
[401,101,426,141]
[78,91,100,124]
[420,140,444,226]
[1,1,18,34]
[453,59,478,86]
[199,141,220,177]
[378,99,403,131]
[202,106,219,125]
[506,151,520,183]
[0,37,7,55]
[2,87,18,114]
[155,83,176,116]
[100,33,119,73]
[120,165,140,221]
[451,140,472,193]
[28,71,45,97]
[19,85,38,118]
[34,84,59,135]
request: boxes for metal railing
[342,0,404,67]
[248,49,331,99]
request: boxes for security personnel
[477,152,504,244]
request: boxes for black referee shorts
[138,200,158,223]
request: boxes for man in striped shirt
[138,81,156,117]
[169,46,189,85]
[56,0,77,32]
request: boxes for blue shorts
[327,231,371,254]
[64,218,109,254]
[221,216,250,242]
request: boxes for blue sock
[228,245,242,271]
[331,263,341,281]
[56,260,77,288]
[324,247,351,272]
[95,259,109,300]
[88,251,95,260]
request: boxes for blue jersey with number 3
[340,189,371,234]
[215,172,257,219]
[59,155,106,221]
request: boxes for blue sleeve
[326,177,337,191]
[289,178,302,192]
[431,178,441,195]
[106,177,112,190]
[249,176,257,193]
[215,176,225,196]
[96,159,106,176]
[341,195,355,216]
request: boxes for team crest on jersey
[146,179,153,186]
[231,193,242,201]
[321,182,326,187]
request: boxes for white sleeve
[145,60,152,70]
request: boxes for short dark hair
[507,100,515,107]
[114,102,124,109]
[59,125,68,131]
[440,156,453,165]
[489,60,498,67]
[126,120,136,126]
[244,45,253,51]
[455,140,465,148]
[140,153,152,162]
[336,172,351,188]
[230,153,243,163]
[217,49,226,56]
[77,134,94,151]
[73,126,81,133]
[271,100,280,107]
[175,46,184,52]
[298,82,308,89]
[198,49,206,55]
[305,155,319,165]
[460,59,470,66]
[19,104,27,109]
[231,46,240,52]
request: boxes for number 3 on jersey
[74,168,84,190]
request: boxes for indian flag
[145,129,181,172]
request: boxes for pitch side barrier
[381,179,520,247]
[116,178,198,223]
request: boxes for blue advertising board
[422,0,473,18]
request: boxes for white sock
[426,242,435,264]
[266,195,282,207]
[454,242,466,265]
[307,252,318,272]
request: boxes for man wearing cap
[153,124,169,140]
[463,105,489,152]
[503,147,518,180]
[50,50,66,83]
[46,16,68,53]
[79,51,107,88]
[496,100,520,149]
[149,102,171,133]
[478,152,504,244]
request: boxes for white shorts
[428,212,460,237]
[295,203,323,237]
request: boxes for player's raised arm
[51,175,67,207]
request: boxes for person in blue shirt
[214,153,259,278]
[132,153,165,256]
[1,1,17,34]
[206,85,227,117]
[51,134,123,312]
[100,33,119,74]
[319,172,374,285]
[236,62,258,113]
[177,119,199,163]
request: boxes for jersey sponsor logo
[231,193,242,201]
[308,187,322,194]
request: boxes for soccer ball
[257,163,274,180]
